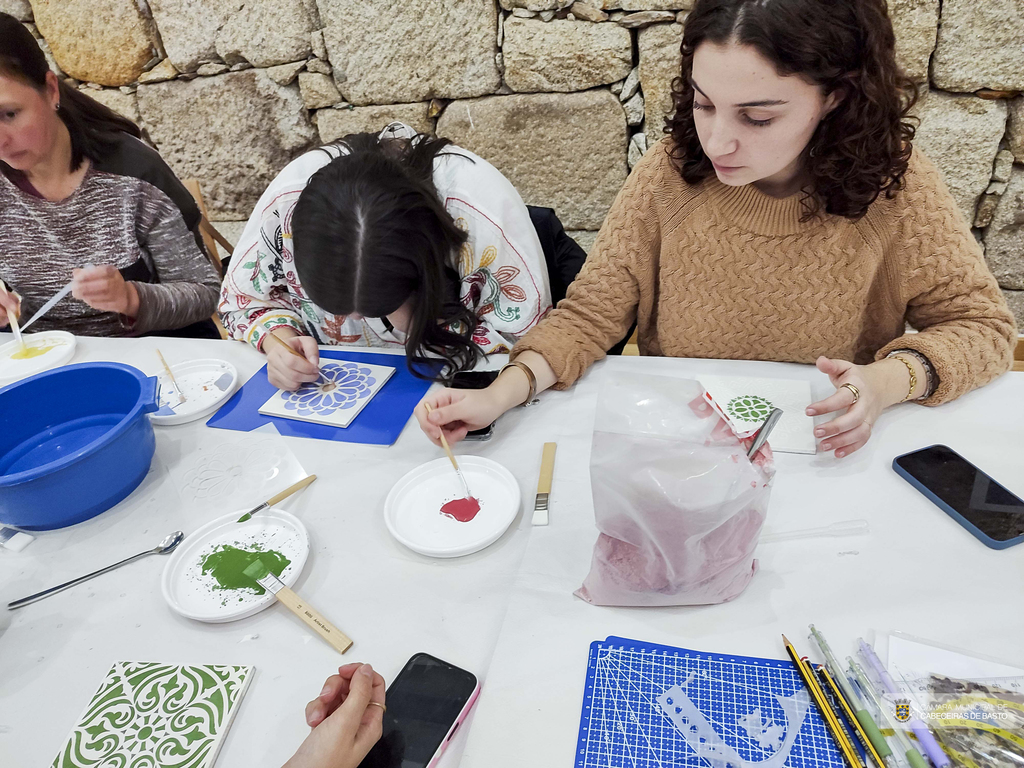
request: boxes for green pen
[848,657,930,768]
[809,626,895,768]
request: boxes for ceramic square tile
[259,360,395,427]
[697,374,816,454]
[52,662,253,768]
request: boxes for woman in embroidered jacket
[220,124,552,390]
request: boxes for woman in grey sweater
[0,13,220,338]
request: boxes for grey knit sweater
[0,133,220,336]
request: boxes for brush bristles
[242,558,271,582]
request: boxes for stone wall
[10,0,1024,323]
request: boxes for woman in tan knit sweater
[418,0,1017,458]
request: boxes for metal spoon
[7,531,184,610]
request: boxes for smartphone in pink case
[359,653,480,768]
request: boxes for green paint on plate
[201,545,290,595]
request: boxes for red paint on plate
[440,497,480,523]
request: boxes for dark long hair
[665,0,918,220]
[292,132,481,379]
[0,12,142,173]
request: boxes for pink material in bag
[576,371,774,607]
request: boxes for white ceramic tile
[698,374,816,454]
[259,360,395,428]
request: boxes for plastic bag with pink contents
[575,370,775,607]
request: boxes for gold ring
[841,382,860,403]
[369,701,386,713]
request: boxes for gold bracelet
[892,354,917,403]
[500,360,537,406]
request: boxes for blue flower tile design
[283,362,378,416]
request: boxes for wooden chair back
[182,179,234,340]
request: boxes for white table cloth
[0,336,1021,768]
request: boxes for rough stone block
[888,0,939,83]
[912,90,1008,224]
[638,22,683,135]
[931,0,1024,91]
[146,0,239,74]
[320,0,500,106]
[502,17,632,93]
[984,167,1024,289]
[138,70,317,218]
[216,0,316,69]
[1,0,32,21]
[83,86,140,124]
[437,90,628,229]
[29,0,158,87]
[1009,97,1024,163]
[299,71,342,109]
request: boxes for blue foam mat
[205,350,435,446]
[575,636,845,768]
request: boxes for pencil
[783,634,864,768]
[156,349,186,402]
[816,663,886,768]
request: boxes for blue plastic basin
[0,363,159,530]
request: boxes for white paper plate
[151,359,238,426]
[384,456,521,558]
[161,508,310,623]
[0,331,76,385]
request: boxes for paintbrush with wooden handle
[263,330,324,384]
[243,557,352,654]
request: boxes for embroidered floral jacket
[219,124,552,355]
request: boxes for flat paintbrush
[242,558,352,654]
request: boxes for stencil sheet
[575,637,845,768]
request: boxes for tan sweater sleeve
[875,149,1017,405]
[510,143,667,388]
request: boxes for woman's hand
[415,352,558,446]
[284,663,386,768]
[415,387,508,446]
[72,265,139,317]
[266,330,320,391]
[0,287,20,328]
[806,355,922,458]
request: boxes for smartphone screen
[894,445,1024,543]
[359,654,479,768]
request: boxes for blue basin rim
[0,362,159,487]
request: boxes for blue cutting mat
[206,350,436,446]
[575,636,845,768]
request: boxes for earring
[54,103,60,112]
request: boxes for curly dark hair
[665,0,919,220]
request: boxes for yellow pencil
[783,634,863,768]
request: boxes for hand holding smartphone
[358,653,480,768]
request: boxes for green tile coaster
[52,662,254,768]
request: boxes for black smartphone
[450,370,499,441]
[359,653,480,768]
[893,445,1024,549]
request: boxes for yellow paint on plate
[11,340,65,360]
